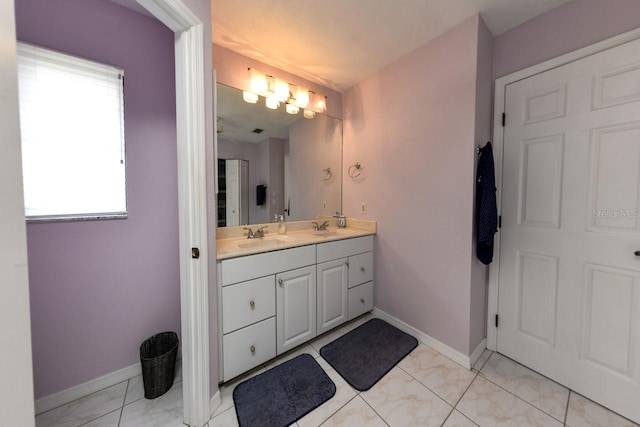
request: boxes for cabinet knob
[360,298,365,304]
[360,266,365,272]
[278,279,283,285]
[249,299,255,309]
[345,261,350,267]
[250,345,256,353]
[635,250,640,256]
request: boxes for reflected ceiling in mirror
[216,83,342,227]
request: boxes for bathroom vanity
[216,220,375,381]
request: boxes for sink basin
[236,237,288,249]
[311,229,351,238]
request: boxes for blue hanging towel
[476,142,498,265]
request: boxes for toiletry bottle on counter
[277,215,287,234]
[334,212,346,228]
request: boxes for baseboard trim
[35,347,183,415]
[371,308,474,369]
[469,338,487,368]
[34,363,141,415]
[210,389,221,418]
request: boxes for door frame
[137,1,210,425]
[487,26,640,351]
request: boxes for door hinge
[495,314,499,328]
[501,112,506,127]
[498,215,502,228]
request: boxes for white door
[276,265,317,354]
[317,258,348,335]
[498,37,640,423]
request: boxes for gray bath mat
[320,318,418,391]
[233,354,336,427]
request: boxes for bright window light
[17,43,127,220]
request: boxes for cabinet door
[276,265,316,354]
[348,251,374,288]
[317,258,348,335]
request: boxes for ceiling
[110,0,571,91]
[211,0,571,91]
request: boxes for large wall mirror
[216,83,343,227]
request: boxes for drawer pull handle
[278,279,283,285]
[360,298,365,304]
[345,261,350,267]
[250,345,256,353]
[249,300,255,309]
[360,266,365,272]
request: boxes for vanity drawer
[316,235,373,263]
[222,276,275,334]
[348,281,373,320]
[348,251,373,288]
[223,317,276,381]
[221,245,315,286]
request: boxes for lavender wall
[16,0,179,399]
[493,0,640,79]
[343,16,487,355]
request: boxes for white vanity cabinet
[219,245,315,381]
[276,266,316,354]
[317,235,374,323]
[218,234,374,382]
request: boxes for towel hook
[348,162,362,178]
[323,167,333,181]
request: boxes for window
[17,43,127,220]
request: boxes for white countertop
[216,219,376,260]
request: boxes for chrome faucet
[312,221,330,231]
[243,225,268,239]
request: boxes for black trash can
[140,331,178,399]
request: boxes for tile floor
[36,314,639,427]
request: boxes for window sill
[26,212,128,223]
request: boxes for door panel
[276,266,316,354]
[317,259,348,335]
[499,37,640,423]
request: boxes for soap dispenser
[277,215,287,235]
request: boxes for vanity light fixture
[243,67,327,117]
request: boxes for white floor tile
[119,381,183,427]
[80,409,121,427]
[457,376,562,427]
[35,381,127,427]
[209,406,239,427]
[321,396,387,427]
[124,375,144,405]
[480,353,569,421]
[565,392,639,427]
[264,344,320,370]
[443,410,479,427]
[361,366,452,427]
[399,343,476,405]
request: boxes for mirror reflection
[216,83,342,227]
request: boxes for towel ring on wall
[323,167,333,181]
[348,162,362,178]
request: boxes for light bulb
[265,97,280,110]
[303,109,315,119]
[242,91,258,103]
[249,69,267,95]
[274,78,290,102]
[286,103,299,114]
[294,87,309,108]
